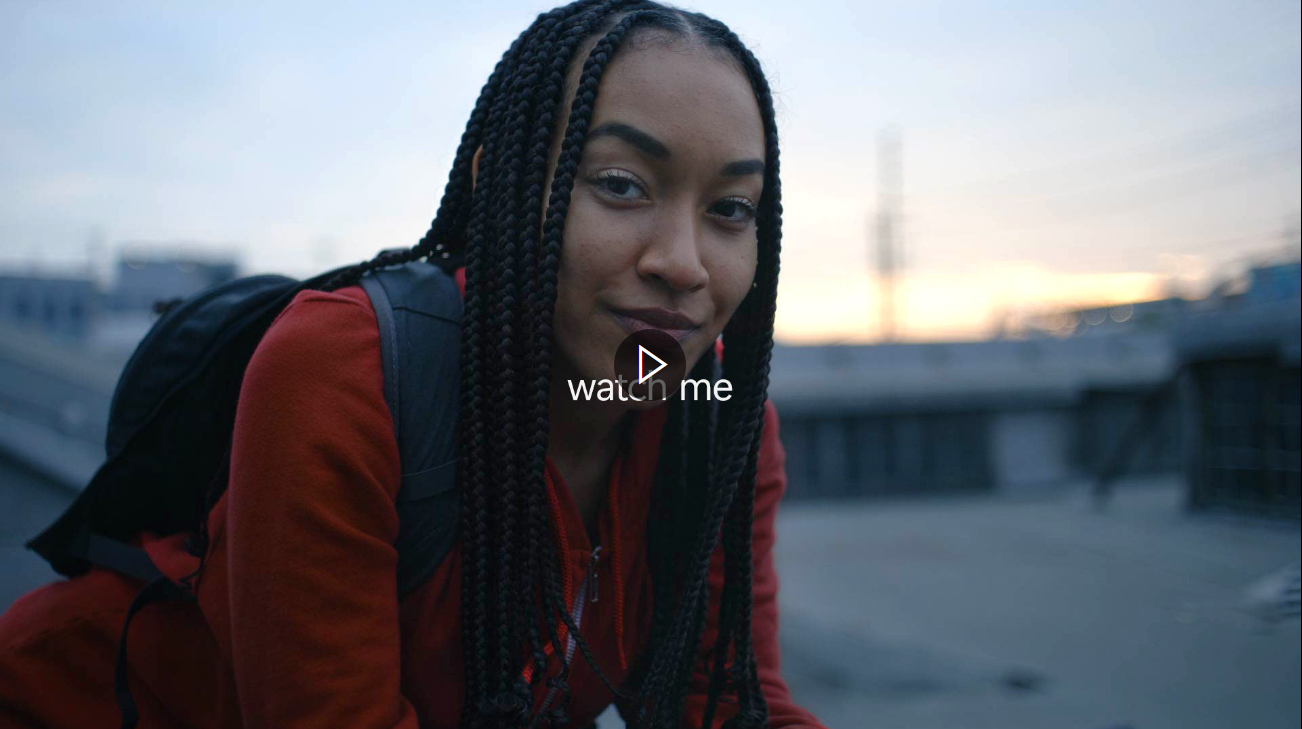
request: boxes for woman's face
[548,36,766,405]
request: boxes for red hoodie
[0,282,828,729]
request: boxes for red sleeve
[225,287,419,728]
[681,400,829,729]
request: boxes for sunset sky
[2,0,1298,342]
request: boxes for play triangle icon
[637,345,668,384]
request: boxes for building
[768,257,1300,508]
[767,334,1180,500]
[109,253,238,312]
[0,273,97,340]
[1174,297,1301,520]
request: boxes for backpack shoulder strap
[358,260,462,600]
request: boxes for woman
[0,2,827,727]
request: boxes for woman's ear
[470,145,484,191]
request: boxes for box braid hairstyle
[310,2,781,727]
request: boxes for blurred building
[0,251,239,345]
[767,334,1179,499]
[1008,297,1190,338]
[0,273,96,341]
[1004,260,1301,339]
[108,252,238,312]
[1174,296,1300,520]
[1239,260,1301,305]
[770,258,1300,514]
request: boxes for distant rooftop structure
[110,250,238,312]
[1005,258,1301,340]
[0,273,96,341]
[1173,297,1301,520]
[766,332,1184,500]
[0,248,240,350]
[1242,260,1302,306]
[768,333,1174,415]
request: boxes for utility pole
[874,128,902,342]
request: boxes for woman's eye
[709,197,758,224]
[590,171,647,201]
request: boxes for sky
[2,0,1299,343]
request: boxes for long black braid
[194,2,784,727]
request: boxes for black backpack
[24,257,463,728]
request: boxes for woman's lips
[610,307,701,342]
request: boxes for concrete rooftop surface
[596,477,1299,728]
[748,477,1298,729]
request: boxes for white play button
[637,345,667,384]
[614,331,685,404]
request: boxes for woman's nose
[636,207,709,293]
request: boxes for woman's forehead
[586,42,765,163]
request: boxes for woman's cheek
[564,195,627,271]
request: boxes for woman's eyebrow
[589,122,670,159]
[588,121,764,177]
[720,159,764,177]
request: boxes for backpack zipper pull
[589,545,602,604]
